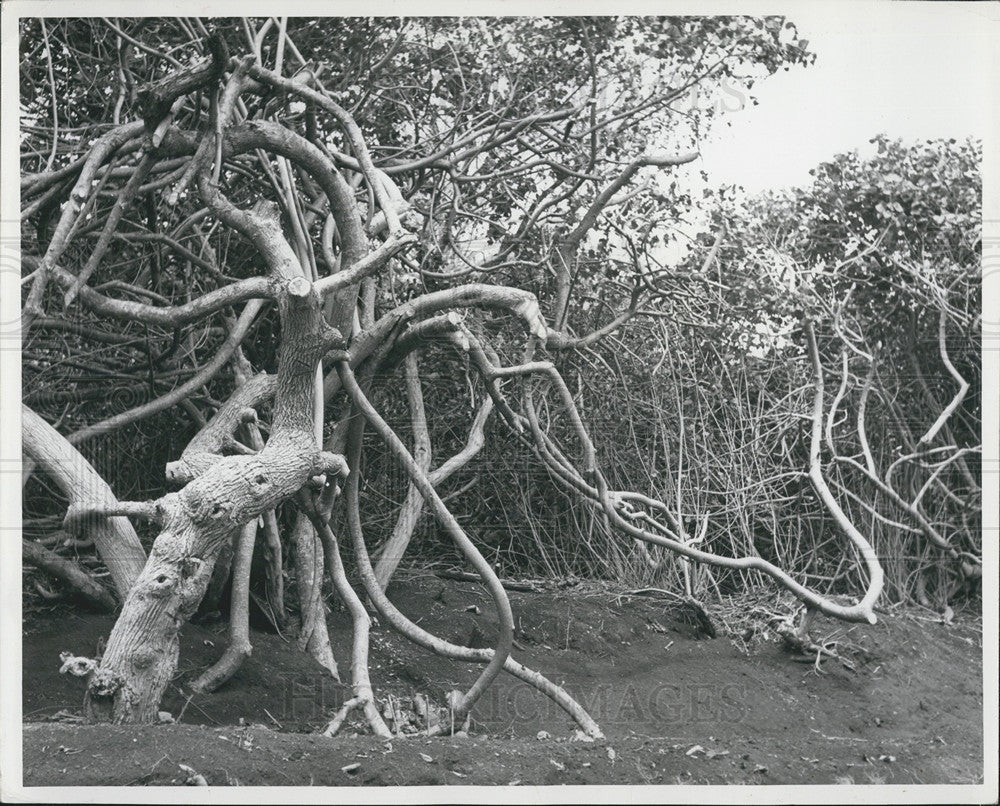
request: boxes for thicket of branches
[20,17,979,731]
[399,135,981,609]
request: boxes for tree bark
[23,404,146,598]
[373,352,431,589]
[81,275,346,723]
[291,512,340,680]
[189,521,257,693]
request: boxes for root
[298,492,390,739]
[190,521,256,693]
[292,512,340,681]
[683,595,717,639]
[322,695,367,738]
[777,607,852,672]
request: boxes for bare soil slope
[21,574,983,786]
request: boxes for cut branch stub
[86,240,346,722]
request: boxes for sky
[697,3,996,194]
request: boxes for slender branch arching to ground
[189,520,258,693]
[801,320,884,622]
[337,359,514,729]
[339,392,604,737]
[454,331,886,624]
[296,492,390,739]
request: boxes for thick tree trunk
[82,275,347,722]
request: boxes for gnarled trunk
[83,277,346,722]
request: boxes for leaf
[420,753,435,763]
[179,764,208,785]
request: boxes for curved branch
[248,63,403,234]
[337,360,514,727]
[25,254,274,328]
[825,350,849,457]
[67,299,267,446]
[189,520,257,693]
[802,320,883,621]
[297,493,391,738]
[461,334,885,624]
[857,356,877,475]
[373,353,432,589]
[345,458,604,738]
[23,121,147,336]
[918,310,970,445]
[552,150,699,328]
[63,151,155,308]
[23,539,118,612]
[165,372,276,484]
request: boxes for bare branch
[918,310,970,445]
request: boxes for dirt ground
[20,573,984,787]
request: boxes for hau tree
[23,17,898,730]
[708,136,982,605]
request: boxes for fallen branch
[23,539,118,612]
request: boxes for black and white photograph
[1,2,997,802]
